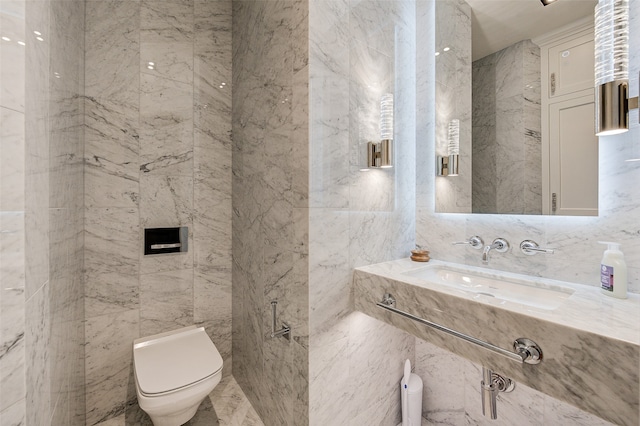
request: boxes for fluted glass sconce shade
[595,0,628,86]
[448,119,460,155]
[366,93,394,168]
[447,119,459,176]
[594,0,638,135]
[380,93,394,141]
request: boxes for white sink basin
[402,264,574,310]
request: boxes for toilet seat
[133,326,223,397]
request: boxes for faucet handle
[452,236,484,249]
[520,240,554,256]
[492,238,510,253]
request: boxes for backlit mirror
[434,0,599,216]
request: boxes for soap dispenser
[599,242,627,299]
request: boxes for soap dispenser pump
[599,241,627,299]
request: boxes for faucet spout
[481,238,509,265]
[482,243,498,264]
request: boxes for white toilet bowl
[133,326,223,426]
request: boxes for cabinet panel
[548,94,598,216]
[548,34,595,98]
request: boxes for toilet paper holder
[270,300,291,340]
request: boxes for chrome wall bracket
[514,338,542,364]
[270,300,291,340]
[367,139,393,168]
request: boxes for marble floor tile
[98,375,263,426]
[207,375,265,426]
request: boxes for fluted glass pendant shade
[595,0,630,135]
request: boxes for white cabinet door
[548,94,598,216]
[548,34,595,98]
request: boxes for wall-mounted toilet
[133,326,223,426]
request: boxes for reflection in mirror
[434,0,599,216]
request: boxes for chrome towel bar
[376,294,542,365]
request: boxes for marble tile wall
[307,0,417,424]
[83,0,232,423]
[1,0,85,423]
[1,1,27,423]
[434,0,472,213]
[231,1,309,424]
[472,39,542,214]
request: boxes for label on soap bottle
[601,265,614,292]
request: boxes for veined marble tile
[309,0,348,77]
[262,322,294,425]
[25,281,50,426]
[291,67,309,208]
[0,0,25,113]
[85,208,139,317]
[140,0,194,44]
[0,398,25,426]
[140,268,194,336]
[24,22,50,299]
[308,208,350,337]
[85,0,139,102]
[193,179,231,272]
[348,313,413,426]
[85,310,139,426]
[194,267,231,360]
[308,75,350,209]
[0,107,25,212]
[140,41,193,85]
[84,95,140,208]
[209,374,265,426]
[415,339,465,417]
[139,73,194,176]
[0,213,25,412]
[543,395,614,425]
[308,334,352,426]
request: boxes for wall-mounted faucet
[482,238,509,264]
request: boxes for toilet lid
[134,326,223,395]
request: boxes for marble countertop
[355,258,640,346]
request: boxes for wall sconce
[595,0,638,136]
[437,119,460,176]
[366,93,394,168]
